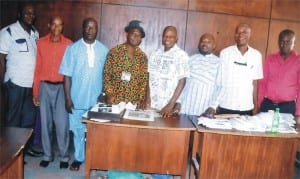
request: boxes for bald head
[235,23,251,33]
[198,33,216,55]
[82,17,98,29]
[82,17,98,44]
[235,23,252,47]
[162,26,178,51]
[163,26,177,36]
[48,15,64,38]
[49,15,63,25]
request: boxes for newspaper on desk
[84,102,137,122]
[123,109,157,121]
[198,112,297,133]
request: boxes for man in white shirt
[218,23,263,115]
[146,26,189,117]
[0,2,42,157]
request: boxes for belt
[43,81,63,85]
[264,98,295,105]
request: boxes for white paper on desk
[198,117,232,129]
[278,123,297,133]
[112,102,137,113]
[123,109,154,121]
[89,118,111,123]
[231,116,266,132]
[255,112,295,127]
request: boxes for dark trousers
[218,107,253,116]
[0,82,5,127]
[260,98,295,115]
[4,80,37,151]
[4,80,36,128]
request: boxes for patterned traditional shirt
[104,44,148,104]
[178,53,222,115]
[148,44,189,110]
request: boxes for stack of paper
[198,112,297,133]
[198,117,232,130]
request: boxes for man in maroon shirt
[258,29,300,124]
[259,29,300,168]
[33,16,72,169]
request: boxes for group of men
[0,2,299,173]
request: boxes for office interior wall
[0,0,299,58]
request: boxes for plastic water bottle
[271,108,280,133]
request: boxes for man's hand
[140,97,150,110]
[172,103,181,116]
[252,105,259,115]
[97,93,106,103]
[65,98,74,114]
[105,94,115,104]
[160,102,175,118]
[203,107,216,118]
[32,97,40,107]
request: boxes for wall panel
[0,1,18,28]
[100,4,187,56]
[185,12,269,57]
[34,1,102,41]
[267,20,300,56]
[271,0,300,22]
[189,0,271,18]
[103,0,188,10]
[0,0,299,59]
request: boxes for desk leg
[189,131,199,179]
[18,151,24,179]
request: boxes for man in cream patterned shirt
[147,26,189,117]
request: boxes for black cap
[124,20,145,38]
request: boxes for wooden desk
[83,114,195,179]
[0,127,33,179]
[190,117,300,179]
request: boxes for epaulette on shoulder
[6,27,11,36]
[31,26,37,32]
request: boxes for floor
[24,133,300,179]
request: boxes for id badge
[121,71,131,81]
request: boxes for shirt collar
[82,38,96,47]
[17,20,36,34]
[277,50,297,57]
[160,44,179,53]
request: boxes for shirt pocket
[15,38,28,52]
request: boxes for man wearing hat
[103,20,148,106]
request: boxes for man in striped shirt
[174,33,222,116]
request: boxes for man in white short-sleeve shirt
[0,3,39,128]
[218,23,263,116]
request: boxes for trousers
[260,98,295,115]
[69,109,86,162]
[40,82,69,162]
